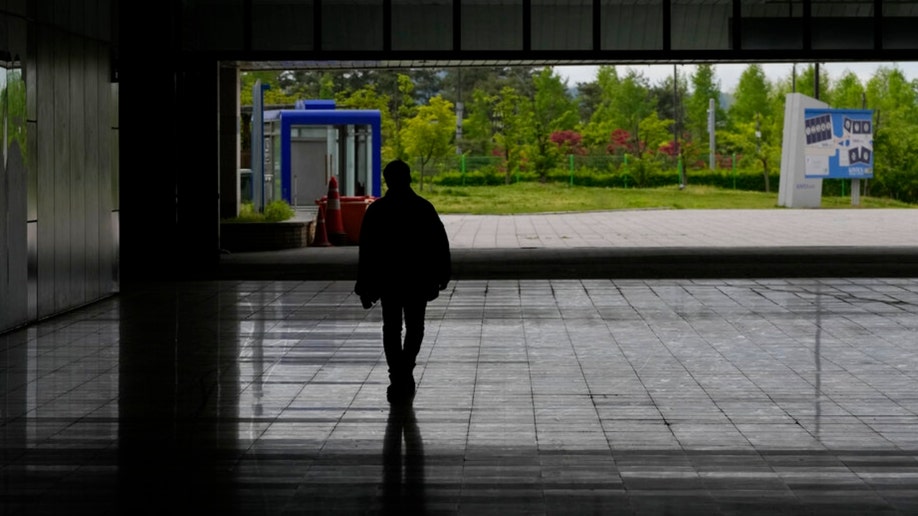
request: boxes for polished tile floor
[2,278,918,515]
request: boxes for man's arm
[433,211,451,290]
[354,205,381,306]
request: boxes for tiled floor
[2,278,918,515]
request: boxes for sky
[553,62,918,94]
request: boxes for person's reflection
[383,403,426,515]
[814,282,823,439]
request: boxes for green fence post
[569,154,574,186]
[623,153,630,188]
[678,155,685,188]
[461,154,466,186]
[732,153,737,190]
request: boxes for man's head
[383,160,411,190]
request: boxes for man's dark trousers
[381,295,427,389]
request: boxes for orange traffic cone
[311,203,331,247]
[325,176,347,246]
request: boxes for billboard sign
[804,108,874,179]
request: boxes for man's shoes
[387,376,416,404]
[403,376,416,400]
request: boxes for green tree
[583,67,655,153]
[442,66,538,105]
[649,69,689,128]
[402,95,457,191]
[729,64,771,126]
[460,89,499,155]
[725,65,776,190]
[685,64,725,148]
[865,66,918,201]
[388,74,418,161]
[830,71,866,109]
[639,113,675,155]
[240,71,299,106]
[493,86,534,183]
[718,113,779,192]
[530,67,579,180]
[795,64,831,103]
[575,80,602,125]
[768,67,801,159]
[581,66,620,148]
[318,72,336,99]
[406,69,445,104]
[335,85,398,162]
[614,70,656,155]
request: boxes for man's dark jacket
[354,186,451,303]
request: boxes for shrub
[231,202,265,222]
[433,167,507,186]
[226,200,295,223]
[264,200,295,221]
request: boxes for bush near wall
[433,163,782,192]
[429,155,918,204]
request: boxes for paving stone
[2,277,918,514]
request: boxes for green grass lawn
[419,183,915,214]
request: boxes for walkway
[219,209,918,279]
[3,209,918,514]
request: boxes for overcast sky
[553,62,918,93]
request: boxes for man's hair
[383,160,411,188]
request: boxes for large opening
[220,60,918,262]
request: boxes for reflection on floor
[2,279,918,515]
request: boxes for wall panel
[6,134,28,328]
[1,4,116,333]
[392,0,451,51]
[35,25,55,318]
[69,32,86,306]
[602,0,663,50]
[84,39,101,302]
[104,79,116,293]
[52,28,70,313]
[0,77,8,331]
[532,0,591,51]
[462,0,523,51]
[672,0,731,50]
[182,0,245,51]
[219,66,239,220]
[4,14,30,330]
[322,0,383,51]
[27,124,36,323]
[252,0,314,51]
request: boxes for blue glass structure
[265,102,382,207]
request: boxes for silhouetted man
[355,160,451,403]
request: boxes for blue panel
[279,109,383,202]
[804,109,874,179]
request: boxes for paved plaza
[440,209,918,249]
[3,209,918,515]
[223,209,918,279]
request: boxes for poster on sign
[803,108,874,179]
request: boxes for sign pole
[851,178,860,206]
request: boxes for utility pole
[674,64,684,188]
[708,98,716,170]
[814,62,820,100]
[455,68,463,154]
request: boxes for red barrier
[324,176,347,246]
[316,195,376,245]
